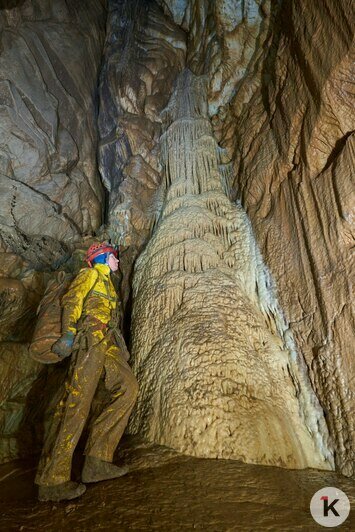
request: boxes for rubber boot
[38,481,86,502]
[81,456,129,483]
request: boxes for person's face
[107,253,119,272]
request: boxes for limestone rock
[220,0,355,476]
[0,0,107,268]
[0,261,46,342]
[0,253,24,278]
[98,0,352,474]
[98,0,186,308]
[153,0,354,476]
[0,342,42,464]
[130,71,334,471]
[0,0,352,478]
[157,0,270,115]
[0,340,71,465]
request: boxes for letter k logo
[311,487,350,526]
[321,495,340,517]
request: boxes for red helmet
[85,242,118,267]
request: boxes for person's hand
[52,331,75,359]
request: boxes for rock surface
[130,70,333,470]
[0,0,108,464]
[0,342,41,464]
[0,0,107,268]
[211,0,355,476]
[0,0,353,478]
[130,0,353,475]
[96,0,354,474]
[98,0,186,309]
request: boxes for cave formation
[130,68,333,470]
[0,0,354,527]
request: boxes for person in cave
[35,242,139,502]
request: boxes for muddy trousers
[36,331,139,486]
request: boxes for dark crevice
[321,131,353,174]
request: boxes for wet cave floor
[0,437,354,531]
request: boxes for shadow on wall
[260,0,283,121]
[0,1,26,8]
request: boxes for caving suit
[36,263,138,486]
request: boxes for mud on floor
[0,437,354,531]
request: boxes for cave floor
[0,437,353,531]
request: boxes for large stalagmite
[130,71,334,470]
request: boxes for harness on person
[29,269,100,364]
[29,265,129,364]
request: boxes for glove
[52,331,75,359]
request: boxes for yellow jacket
[61,263,117,334]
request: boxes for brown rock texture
[0,245,58,464]
[0,253,46,463]
[0,0,108,465]
[213,0,355,476]
[98,0,186,308]
[0,0,107,267]
[0,0,353,479]
[130,70,333,470]
[0,342,41,464]
[149,0,353,476]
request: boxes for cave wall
[214,0,354,476]
[0,0,107,463]
[0,0,353,474]
[107,0,353,474]
[0,0,107,268]
[97,0,186,309]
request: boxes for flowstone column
[130,70,334,470]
